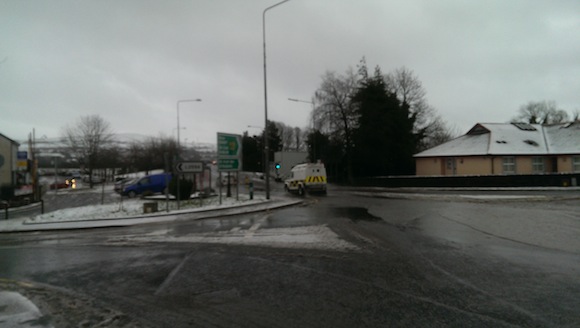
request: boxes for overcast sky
[1,0,579,145]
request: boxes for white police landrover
[284,162,327,196]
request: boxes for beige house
[414,122,580,176]
[0,133,20,187]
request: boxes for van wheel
[128,191,136,198]
[298,185,305,196]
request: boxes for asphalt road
[1,185,579,327]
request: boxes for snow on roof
[415,122,580,157]
[483,123,546,155]
[544,122,580,154]
[414,133,490,157]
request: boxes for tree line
[61,115,201,187]
[511,100,579,125]
[60,65,578,187]
[301,59,457,182]
[240,60,459,181]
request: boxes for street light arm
[263,0,291,15]
[177,99,202,106]
[176,98,202,153]
[288,98,314,105]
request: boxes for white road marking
[245,215,269,238]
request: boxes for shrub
[168,177,193,200]
[0,184,14,201]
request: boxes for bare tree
[384,67,451,151]
[126,135,180,174]
[385,67,427,110]
[512,100,569,124]
[312,68,359,182]
[272,122,306,152]
[419,116,460,151]
[293,127,303,151]
[313,69,359,136]
[63,115,113,188]
[275,122,295,151]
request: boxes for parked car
[114,177,137,194]
[122,173,172,198]
[49,181,70,190]
[82,174,105,184]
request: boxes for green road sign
[217,158,240,171]
[218,133,241,157]
[217,132,242,172]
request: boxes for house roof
[414,122,580,158]
[0,133,20,146]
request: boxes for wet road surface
[1,186,579,327]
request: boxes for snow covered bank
[24,196,266,224]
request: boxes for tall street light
[177,99,202,153]
[176,98,201,209]
[288,98,316,161]
[263,0,291,200]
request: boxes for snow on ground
[0,291,50,328]
[458,195,546,200]
[108,224,359,251]
[25,195,263,224]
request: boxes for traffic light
[275,163,281,170]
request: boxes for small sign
[175,161,203,173]
[218,158,240,171]
[17,151,28,169]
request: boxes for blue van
[122,173,172,198]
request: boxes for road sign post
[217,133,242,172]
[217,133,242,171]
[217,133,242,201]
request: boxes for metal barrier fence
[354,173,580,188]
[0,201,43,220]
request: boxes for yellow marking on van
[305,176,326,183]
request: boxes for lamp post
[263,0,291,200]
[288,98,316,160]
[176,99,201,152]
[173,127,186,139]
[176,98,201,209]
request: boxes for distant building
[0,133,20,187]
[414,122,580,176]
[274,151,308,180]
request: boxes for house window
[573,156,580,172]
[532,157,545,173]
[502,157,516,174]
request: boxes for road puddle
[333,207,382,222]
